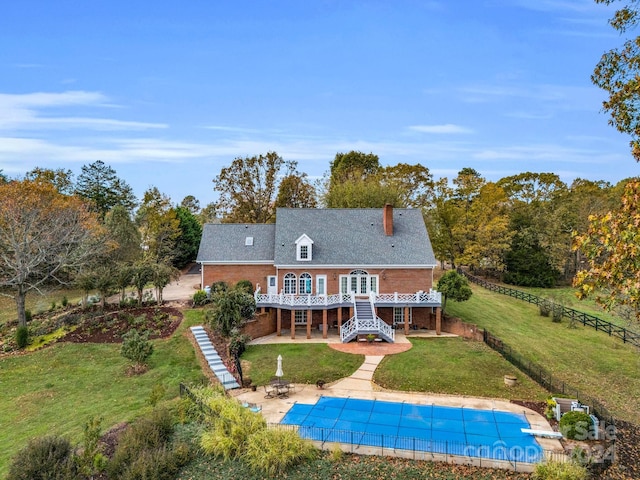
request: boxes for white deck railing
[340,316,395,343]
[254,289,441,307]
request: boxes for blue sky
[0,0,637,206]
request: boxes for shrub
[61,296,68,307]
[228,332,251,358]
[552,304,564,323]
[193,289,208,306]
[121,329,154,366]
[235,279,253,294]
[76,416,108,477]
[533,459,588,480]
[15,326,29,349]
[148,383,167,407]
[49,301,57,311]
[115,443,192,480]
[244,428,317,476]
[7,435,77,480]
[25,309,32,322]
[200,396,266,459]
[559,411,594,440]
[211,280,229,293]
[107,408,176,478]
[539,301,552,317]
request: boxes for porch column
[306,309,312,339]
[276,308,282,336]
[349,306,354,318]
[435,307,441,335]
[337,307,342,334]
[260,306,266,314]
[404,306,410,335]
[290,310,296,339]
[322,310,328,339]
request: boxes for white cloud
[0,91,166,132]
[408,124,473,134]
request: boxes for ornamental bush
[15,326,29,349]
[193,289,208,306]
[559,411,594,440]
[7,435,77,480]
[121,329,154,366]
[533,459,588,480]
[244,427,317,476]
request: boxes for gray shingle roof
[196,224,276,263]
[273,208,436,267]
[196,208,436,267]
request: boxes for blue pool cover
[281,396,543,462]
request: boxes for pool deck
[232,333,564,457]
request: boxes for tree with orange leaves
[0,180,104,327]
[573,179,640,321]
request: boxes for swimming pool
[281,396,543,462]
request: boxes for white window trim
[294,310,307,325]
[316,275,327,296]
[393,307,412,325]
[284,273,297,295]
[339,272,379,295]
[295,234,314,262]
[299,272,312,294]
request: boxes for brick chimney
[383,204,393,236]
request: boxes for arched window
[299,272,312,294]
[284,273,297,294]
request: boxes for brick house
[196,205,442,342]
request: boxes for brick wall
[202,264,276,291]
[441,316,484,341]
[241,311,277,339]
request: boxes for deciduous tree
[25,167,74,194]
[593,0,640,159]
[0,180,103,326]
[573,179,640,320]
[275,173,317,208]
[437,270,472,313]
[136,187,180,264]
[213,152,296,223]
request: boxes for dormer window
[295,234,314,262]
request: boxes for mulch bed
[59,306,183,343]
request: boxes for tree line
[1,151,638,326]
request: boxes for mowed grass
[241,344,364,386]
[445,285,640,424]
[508,283,640,333]
[374,337,549,401]
[0,288,86,325]
[0,309,207,477]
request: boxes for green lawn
[0,288,87,325]
[0,309,207,478]
[506,283,640,333]
[374,337,549,401]
[445,285,640,423]
[241,344,364,386]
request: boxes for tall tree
[180,195,201,215]
[425,178,459,268]
[275,173,317,208]
[199,202,218,225]
[213,152,296,223]
[0,169,7,183]
[573,179,640,320]
[380,163,434,208]
[25,167,75,195]
[323,175,405,208]
[593,0,640,160]
[329,151,380,184]
[104,205,142,264]
[136,187,180,264]
[0,180,103,326]
[174,206,203,269]
[457,182,513,275]
[75,160,137,219]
